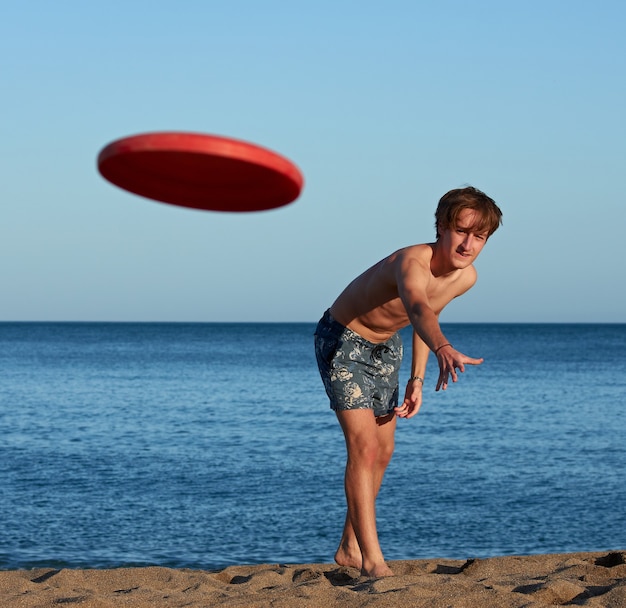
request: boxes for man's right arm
[396,254,483,391]
[395,254,449,352]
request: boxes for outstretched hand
[436,345,483,390]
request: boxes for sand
[1,551,625,607]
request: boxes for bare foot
[362,561,394,578]
[335,545,362,570]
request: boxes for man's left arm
[395,330,430,418]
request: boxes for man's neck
[429,242,460,278]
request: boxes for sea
[1,322,625,571]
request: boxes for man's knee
[348,434,394,469]
[377,440,394,467]
[346,435,383,468]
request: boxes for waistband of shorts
[320,309,400,349]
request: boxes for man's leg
[335,409,396,577]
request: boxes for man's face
[438,208,489,269]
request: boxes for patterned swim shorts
[314,309,403,417]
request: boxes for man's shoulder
[390,243,434,264]
[384,244,436,287]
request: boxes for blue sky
[2,1,624,322]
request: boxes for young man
[314,186,503,578]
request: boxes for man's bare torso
[329,243,476,343]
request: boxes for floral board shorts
[314,309,402,417]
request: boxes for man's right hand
[435,344,483,391]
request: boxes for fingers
[436,372,446,391]
[436,361,462,391]
[394,404,409,418]
[435,350,483,391]
[395,392,422,418]
[396,404,420,418]
[405,406,420,419]
[438,367,458,389]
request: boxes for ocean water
[1,322,625,570]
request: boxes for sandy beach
[1,551,625,607]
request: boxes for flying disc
[97,132,304,212]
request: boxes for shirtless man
[314,186,502,578]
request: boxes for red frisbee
[97,132,304,212]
